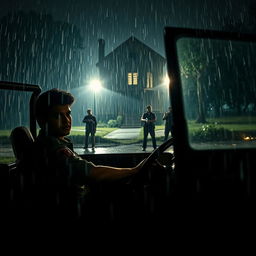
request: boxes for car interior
[0,26,256,230]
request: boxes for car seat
[10,126,35,164]
[9,126,36,210]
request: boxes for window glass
[0,90,31,163]
[176,37,256,149]
[128,73,133,85]
[133,73,138,85]
[147,72,153,88]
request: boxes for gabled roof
[97,36,166,66]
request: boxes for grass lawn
[187,116,256,133]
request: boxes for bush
[191,124,234,142]
[116,115,123,127]
[97,121,108,127]
[107,115,123,128]
[107,119,118,128]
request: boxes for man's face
[147,106,152,112]
[47,104,72,138]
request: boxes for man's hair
[146,105,152,109]
[35,88,74,125]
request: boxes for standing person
[82,109,97,150]
[163,106,174,141]
[141,105,157,151]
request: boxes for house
[96,36,168,127]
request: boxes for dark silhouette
[82,109,97,149]
[163,106,174,141]
[33,88,145,220]
[141,105,157,151]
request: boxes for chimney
[98,39,105,62]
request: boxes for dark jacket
[141,112,156,128]
[83,114,97,133]
[163,111,173,128]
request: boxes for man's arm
[82,116,88,123]
[89,161,144,182]
[57,147,145,184]
[141,113,147,122]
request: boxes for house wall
[96,39,168,126]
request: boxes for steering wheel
[141,137,174,170]
[129,137,175,186]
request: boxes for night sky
[1,0,255,77]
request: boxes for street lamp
[163,74,170,87]
[89,79,102,116]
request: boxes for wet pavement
[103,128,164,140]
[0,144,164,159]
[0,128,166,158]
[74,143,158,155]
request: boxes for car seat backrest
[10,126,35,163]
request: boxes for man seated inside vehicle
[31,88,145,221]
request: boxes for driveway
[104,128,141,140]
[104,128,164,140]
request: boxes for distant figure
[163,106,174,141]
[82,109,97,149]
[141,105,157,151]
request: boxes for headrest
[10,126,35,161]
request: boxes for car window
[176,37,256,150]
[0,90,31,163]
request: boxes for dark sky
[1,0,255,76]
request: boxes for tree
[0,11,85,90]
[178,38,208,123]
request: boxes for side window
[146,72,153,89]
[0,90,31,164]
[176,37,256,149]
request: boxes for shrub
[116,115,123,127]
[107,119,118,128]
[191,124,234,142]
[97,121,108,127]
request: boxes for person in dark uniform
[163,106,174,141]
[82,109,97,150]
[33,88,145,221]
[141,105,157,151]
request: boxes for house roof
[96,36,166,66]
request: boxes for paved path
[104,128,141,139]
[104,128,164,140]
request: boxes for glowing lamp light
[89,79,102,93]
[163,74,170,86]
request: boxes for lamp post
[89,79,102,116]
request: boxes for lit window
[133,73,138,85]
[128,72,138,85]
[128,73,132,85]
[147,72,153,88]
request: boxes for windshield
[0,0,255,163]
